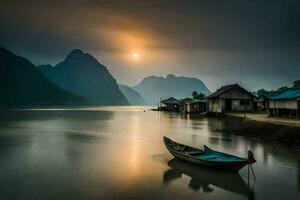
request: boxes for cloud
[1,0,299,52]
[0,0,299,89]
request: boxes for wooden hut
[179,98,194,113]
[161,97,180,112]
[269,89,300,118]
[254,94,270,111]
[178,98,208,113]
[184,99,208,113]
[207,84,255,113]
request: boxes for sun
[132,52,139,60]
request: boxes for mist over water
[0,107,299,200]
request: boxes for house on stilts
[160,97,180,112]
[207,84,255,113]
[269,89,300,118]
[180,98,208,113]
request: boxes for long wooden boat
[163,136,254,172]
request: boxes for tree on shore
[192,91,205,100]
[256,88,268,96]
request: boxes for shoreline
[218,114,300,149]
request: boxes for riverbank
[227,113,300,127]
[218,114,300,149]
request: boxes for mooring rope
[247,150,256,180]
[250,163,256,180]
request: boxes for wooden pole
[290,100,292,118]
[297,98,300,119]
[275,101,277,117]
[276,100,278,117]
[244,100,246,119]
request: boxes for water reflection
[65,131,104,144]
[298,158,300,192]
[163,158,250,196]
[0,107,300,200]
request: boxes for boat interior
[168,142,204,156]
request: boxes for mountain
[134,74,211,105]
[0,47,87,106]
[38,49,129,105]
[118,84,145,105]
[38,64,55,77]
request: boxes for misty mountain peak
[69,49,84,55]
[166,74,176,79]
[38,49,129,105]
[64,49,102,68]
[65,49,85,61]
[0,47,87,105]
[134,74,211,105]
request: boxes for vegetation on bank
[192,91,206,100]
[254,80,300,97]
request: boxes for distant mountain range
[134,74,211,105]
[38,49,129,105]
[0,47,87,106]
[0,46,212,107]
[118,84,145,105]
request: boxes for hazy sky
[1,0,299,91]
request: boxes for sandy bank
[219,115,300,149]
[227,113,300,127]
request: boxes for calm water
[0,106,299,200]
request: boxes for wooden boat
[163,136,254,172]
[163,158,249,195]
